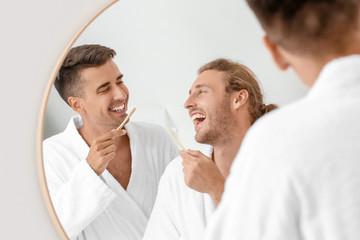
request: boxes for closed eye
[198,89,207,95]
[96,82,111,94]
[98,87,110,94]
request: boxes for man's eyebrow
[116,74,124,80]
[96,82,110,92]
[96,74,123,92]
[189,84,209,95]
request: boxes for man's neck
[292,38,360,87]
[79,126,103,147]
[212,126,248,179]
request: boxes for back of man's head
[246,0,359,55]
[55,44,116,106]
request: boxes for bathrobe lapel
[100,121,149,228]
[102,170,148,224]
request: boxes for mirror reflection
[43,0,308,239]
[43,44,179,239]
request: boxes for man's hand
[86,129,126,176]
[181,149,225,206]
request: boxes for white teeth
[191,113,206,121]
[110,104,125,112]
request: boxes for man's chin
[195,133,207,144]
[195,129,218,145]
[114,116,129,128]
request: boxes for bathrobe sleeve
[43,141,117,239]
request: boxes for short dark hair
[55,44,116,105]
[246,0,359,54]
[199,58,277,124]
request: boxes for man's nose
[184,95,195,109]
[113,86,127,99]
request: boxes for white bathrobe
[204,55,360,240]
[43,116,179,240]
[143,145,215,240]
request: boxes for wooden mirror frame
[36,1,119,239]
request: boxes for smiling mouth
[191,113,206,127]
[109,103,125,112]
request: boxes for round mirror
[41,0,308,238]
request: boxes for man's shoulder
[42,116,86,162]
[238,94,356,169]
[239,98,316,165]
[248,97,314,139]
[158,156,186,190]
[43,131,68,149]
[162,156,183,179]
[43,116,80,146]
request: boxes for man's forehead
[189,70,225,92]
[80,63,122,83]
[189,83,209,94]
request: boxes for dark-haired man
[205,0,360,239]
[43,44,178,240]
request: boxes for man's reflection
[143,58,277,239]
[43,44,179,240]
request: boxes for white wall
[45,0,308,147]
[0,0,115,239]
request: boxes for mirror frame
[36,1,119,239]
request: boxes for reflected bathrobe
[43,116,179,240]
[204,55,360,240]
[143,145,215,240]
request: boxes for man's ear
[263,35,289,71]
[232,89,249,110]
[68,96,84,114]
